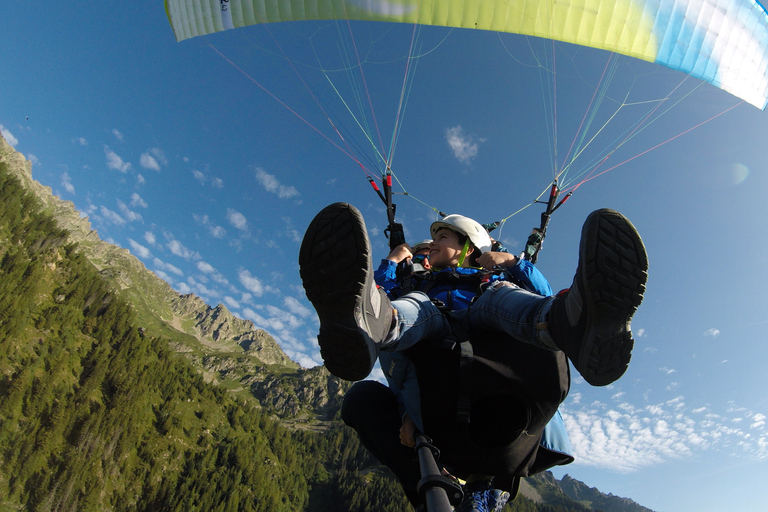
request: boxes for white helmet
[430,214,493,254]
[411,239,432,253]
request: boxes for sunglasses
[412,254,429,265]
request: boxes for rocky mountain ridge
[558,474,655,512]
[0,134,295,369]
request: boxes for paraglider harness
[372,174,572,512]
[398,273,572,511]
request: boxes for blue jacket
[374,258,552,309]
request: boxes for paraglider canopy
[166,0,768,109]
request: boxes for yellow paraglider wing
[166,0,768,109]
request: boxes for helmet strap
[457,239,471,267]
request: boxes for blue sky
[2,2,767,511]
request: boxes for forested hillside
[0,160,412,511]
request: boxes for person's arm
[476,252,553,296]
[374,258,399,293]
[506,258,552,296]
[375,243,416,294]
[399,412,417,447]
[386,243,413,265]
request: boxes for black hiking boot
[548,209,648,386]
[299,203,392,381]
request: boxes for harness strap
[398,268,504,297]
[456,340,473,424]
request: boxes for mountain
[556,474,655,512]
[0,134,293,368]
[0,133,655,511]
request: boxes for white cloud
[561,396,768,472]
[704,328,721,337]
[165,236,200,260]
[112,129,124,142]
[255,168,300,198]
[136,174,146,185]
[240,305,317,368]
[446,125,482,164]
[211,272,228,285]
[100,206,125,225]
[104,146,131,173]
[153,257,183,276]
[75,137,88,146]
[227,209,248,231]
[154,270,174,285]
[130,193,148,208]
[238,269,264,296]
[192,170,205,184]
[150,147,167,165]
[290,351,322,369]
[1,124,19,147]
[224,296,241,310]
[186,276,220,303]
[210,225,226,238]
[61,172,75,194]
[140,152,161,171]
[193,214,226,238]
[128,239,151,259]
[196,261,215,273]
[284,296,312,318]
[139,147,167,171]
[212,177,224,189]
[144,231,156,245]
[117,200,142,223]
[265,305,303,330]
[282,217,301,243]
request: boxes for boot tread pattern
[580,209,648,386]
[299,203,375,381]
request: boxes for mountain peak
[1,133,295,368]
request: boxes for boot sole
[576,209,648,386]
[299,203,379,381]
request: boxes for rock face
[0,133,295,369]
[247,365,349,419]
[0,134,98,245]
[558,474,656,512]
[172,295,294,366]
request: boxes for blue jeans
[386,283,557,352]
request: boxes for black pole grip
[414,434,463,511]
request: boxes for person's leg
[300,203,451,381]
[387,291,452,351]
[547,208,647,386]
[471,208,648,386]
[299,203,393,381]
[469,282,556,349]
[341,381,423,509]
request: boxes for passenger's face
[413,248,431,270]
[429,229,466,268]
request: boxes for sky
[2,2,767,511]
